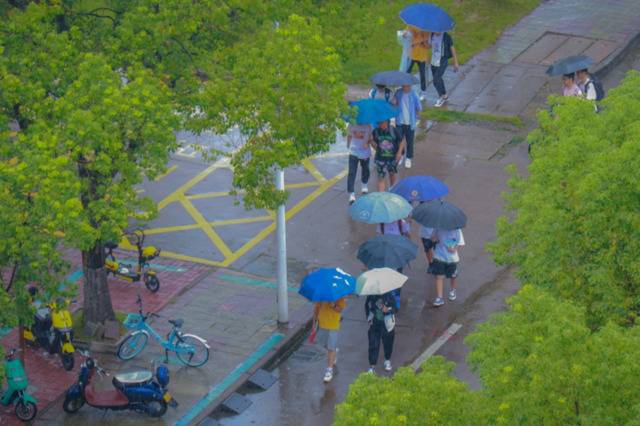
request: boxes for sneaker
[367,367,375,374]
[434,97,447,108]
[419,92,425,101]
[384,360,392,371]
[433,297,445,307]
[448,289,457,301]
[405,158,412,169]
[361,185,368,194]
[323,367,334,383]
[348,193,356,205]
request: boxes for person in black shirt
[365,291,397,373]
[371,120,405,192]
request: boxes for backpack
[370,87,392,102]
[585,76,605,101]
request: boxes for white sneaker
[384,360,392,371]
[434,97,447,108]
[448,289,457,301]
[361,185,368,194]
[405,158,412,169]
[348,193,356,205]
[324,367,334,383]
[367,367,375,374]
[419,93,425,101]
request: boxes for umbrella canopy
[349,192,412,224]
[349,99,398,126]
[299,268,356,302]
[370,70,418,87]
[546,55,594,76]
[400,3,455,32]
[357,235,418,269]
[411,199,467,230]
[391,175,449,202]
[356,268,408,296]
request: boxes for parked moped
[105,229,161,293]
[62,351,177,418]
[23,288,76,371]
[0,349,38,422]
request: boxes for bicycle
[117,295,210,367]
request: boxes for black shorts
[421,238,436,251]
[430,259,459,278]
[375,160,398,178]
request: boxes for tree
[335,285,640,425]
[488,71,640,328]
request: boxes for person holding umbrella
[430,31,459,107]
[394,84,422,169]
[562,73,582,98]
[346,122,373,205]
[299,268,355,383]
[371,120,405,192]
[429,227,465,306]
[405,26,430,100]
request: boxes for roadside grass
[72,309,127,341]
[422,108,524,127]
[322,0,540,84]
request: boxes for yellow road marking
[155,164,177,182]
[157,158,229,209]
[222,168,348,266]
[179,195,233,258]
[285,181,319,189]
[186,191,230,200]
[154,249,226,267]
[143,224,201,235]
[301,159,327,183]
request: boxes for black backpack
[586,76,605,101]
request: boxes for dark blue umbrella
[370,70,418,87]
[391,175,449,202]
[299,268,356,302]
[546,55,594,76]
[350,99,398,125]
[411,199,467,230]
[400,3,455,33]
[357,235,418,269]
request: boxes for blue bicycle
[117,295,210,367]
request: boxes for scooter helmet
[156,365,170,387]
[86,358,95,370]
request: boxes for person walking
[394,84,422,169]
[562,73,582,97]
[576,68,605,111]
[428,228,465,307]
[346,123,372,205]
[376,219,410,310]
[430,31,459,108]
[371,120,405,192]
[365,291,396,373]
[369,84,394,104]
[313,297,346,382]
[405,26,430,100]
[421,225,435,266]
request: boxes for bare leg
[389,172,398,188]
[427,249,433,264]
[377,176,386,192]
[435,275,444,298]
[328,350,336,368]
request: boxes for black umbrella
[411,200,467,230]
[370,70,418,87]
[546,55,594,76]
[357,235,418,269]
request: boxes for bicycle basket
[123,313,143,330]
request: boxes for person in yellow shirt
[313,297,346,382]
[406,26,430,99]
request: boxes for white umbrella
[356,268,408,295]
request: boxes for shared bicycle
[117,295,210,367]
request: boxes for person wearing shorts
[428,228,465,307]
[420,225,435,266]
[372,120,405,192]
[313,297,345,383]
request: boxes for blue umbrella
[349,192,413,224]
[546,55,594,76]
[350,99,398,126]
[391,175,449,202]
[400,3,455,32]
[299,268,356,302]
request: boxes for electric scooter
[105,229,161,293]
[62,351,177,418]
[1,349,38,422]
[23,288,76,371]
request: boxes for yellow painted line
[222,168,348,266]
[155,164,177,182]
[157,158,229,210]
[301,159,327,183]
[179,195,233,258]
[154,250,226,267]
[142,223,201,235]
[186,191,230,200]
[285,181,320,189]
[211,216,273,226]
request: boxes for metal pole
[276,168,289,324]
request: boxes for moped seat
[168,319,184,328]
[105,241,119,250]
[113,370,153,385]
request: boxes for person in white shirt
[428,228,465,307]
[576,69,597,101]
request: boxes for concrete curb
[594,30,640,79]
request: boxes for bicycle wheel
[175,335,209,367]
[117,332,148,360]
[144,274,160,293]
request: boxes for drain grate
[291,345,326,363]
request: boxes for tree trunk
[82,242,115,325]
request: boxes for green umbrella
[356,268,408,296]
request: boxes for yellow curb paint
[154,164,178,182]
[179,195,233,259]
[301,159,327,183]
